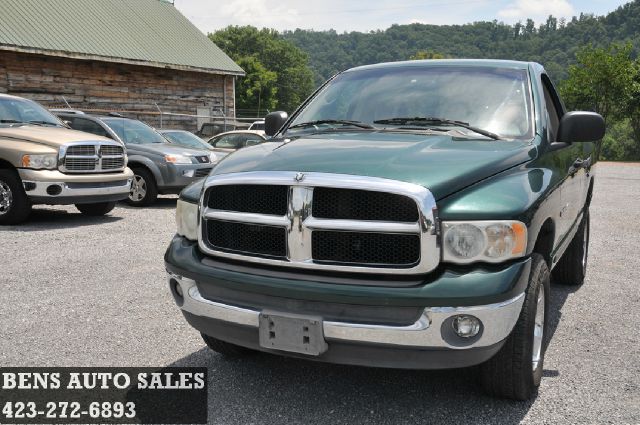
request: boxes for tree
[234,56,278,115]
[210,26,315,115]
[409,50,447,60]
[559,43,634,124]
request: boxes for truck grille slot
[64,158,96,171]
[101,157,125,169]
[206,219,287,259]
[313,188,419,222]
[207,185,288,215]
[61,142,126,173]
[195,168,212,178]
[100,145,124,156]
[312,231,420,266]
[66,145,96,156]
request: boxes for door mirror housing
[557,111,605,143]
[265,111,288,137]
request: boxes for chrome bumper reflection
[169,273,524,350]
[23,179,132,198]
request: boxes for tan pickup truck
[0,94,133,225]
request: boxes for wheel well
[127,161,148,173]
[0,158,16,170]
[585,178,594,207]
[533,218,555,267]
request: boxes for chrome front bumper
[168,273,525,350]
[23,179,132,198]
[18,168,133,199]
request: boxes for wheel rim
[0,180,13,216]
[532,285,545,371]
[129,175,147,202]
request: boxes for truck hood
[128,143,212,157]
[211,131,537,200]
[0,125,114,147]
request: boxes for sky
[174,0,630,34]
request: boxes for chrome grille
[60,142,126,173]
[100,145,124,156]
[198,172,439,276]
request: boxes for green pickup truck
[164,59,604,400]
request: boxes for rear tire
[201,333,253,357]
[127,167,158,207]
[0,169,31,225]
[75,202,116,216]
[553,210,589,286]
[480,253,550,400]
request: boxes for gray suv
[58,112,215,206]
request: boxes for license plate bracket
[258,311,328,356]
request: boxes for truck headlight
[165,154,192,164]
[443,221,527,263]
[176,199,199,241]
[21,154,58,170]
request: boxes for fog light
[46,184,62,196]
[182,169,195,177]
[452,315,481,338]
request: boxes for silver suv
[57,112,216,206]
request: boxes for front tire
[480,253,550,400]
[0,169,32,225]
[553,210,589,286]
[75,202,116,216]
[127,168,158,207]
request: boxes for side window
[214,135,240,149]
[244,137,263,147]
[68,118,111,138]
[541,76,562,142]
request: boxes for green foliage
[234,56,278,113]
[282,1,640,85]
[410,50,447,60]
[559,43,640,160]
[559,43,634,123]
[601,119,639,161]
[209,26,315,116]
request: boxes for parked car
[248,120,265,131]
[165,59,604,400]
[207,130,266,154]
[158,129,227,162]
[0,94,132,225]
[57,112,215,206]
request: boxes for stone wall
[0,50,236,131]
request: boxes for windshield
[287,65,534,140]
[0,97,63,127]
[162,130,212,150]
[102,118,167,144]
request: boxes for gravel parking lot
[1,162,639,424]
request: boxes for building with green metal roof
[0,0,245,131]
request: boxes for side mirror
[265,111,288,137]
[557,111,605,143]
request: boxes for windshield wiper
[373,117,501,140]
[0,119,25,125]
[288,119,374,130]
[27,120,60,127]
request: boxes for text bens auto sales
[1,372,205,390]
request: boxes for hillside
[282,0,640,84]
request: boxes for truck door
[541,76,585,247]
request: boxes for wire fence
[45,101,263,132]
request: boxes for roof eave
[0,45,246,76]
